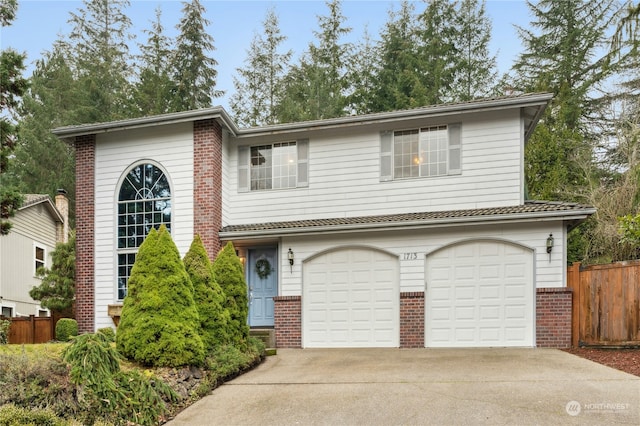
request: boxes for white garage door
[426,240,534,347]
[303,247,399,348]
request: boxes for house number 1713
[402,252,418,260]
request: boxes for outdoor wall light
[288,248,294,273]
[546,233,554,253]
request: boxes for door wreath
[255,258,272,279]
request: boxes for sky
[0,0,532,111]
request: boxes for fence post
[567,262,581,347]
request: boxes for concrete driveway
[168,348,640,425]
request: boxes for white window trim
[33,242,46,277]
[238,139,309,192]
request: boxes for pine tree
[29,234,76,313]
[171,0,223,111]
[416,0,459,105]
[277,0,351,121]
[66,0,134,123]
[347,26,379,115]
[117,226,205,367]
[451,0,499,101]
[374,1,424,112]
[230,7,291,126]
[132,6,176,116]
[183,235,231,352]
[212,242,249,349]
[0,0,26,235]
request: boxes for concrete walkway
[167,348,640,425]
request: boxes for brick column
[75,135,96,334]
[273,296,302,348]
[536,287,573,348]
[400,292,425,348]
[193,119,223,258]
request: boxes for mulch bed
[563,347,640,377]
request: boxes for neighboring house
[0,191,69,317]
[53,93,595,348]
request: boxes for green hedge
[55,319,78,342]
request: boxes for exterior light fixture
[288,248,294,273]
[546,233,554,261]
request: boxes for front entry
[247,247,278,327]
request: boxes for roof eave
[219,208,595,241]
[52,107,240,140]
[19,197,64,223]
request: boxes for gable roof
[19,194,64,223]
[219,201,595,240]
[51,92,552,143]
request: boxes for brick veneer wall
[400,292,424,348]
[536,287,572,348]
[193,119,222,258]
[74,135,96,334]
[273,296,302,348]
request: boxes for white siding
[223,109,523,226]
[94,123,194,329]
[278,221,565,298]
[0,205,57,315]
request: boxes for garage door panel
[304,248,399,348]
[426,240,533,347]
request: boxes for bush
[55,319,78,342]
[116,225,205,367]
[0,404,71,426]
[0,351,79,419]
[184,235,231,352]
[63,332,177,425]
[212,242,249,349]
[96,327,115,342]
[0,319,10,344]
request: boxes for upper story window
[380,123,461,181]
[116,162,171,300]
[34,244,45,275]
[238,139,308,192]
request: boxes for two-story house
[53,93,594,348]
[0,191,69,317]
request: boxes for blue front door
[248,248,278,327]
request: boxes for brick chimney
[55,189,69,243]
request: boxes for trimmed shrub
[116,225,205,367]
[55,318,78,342]
[96,327,115,343]
[212,242,249,349]
[184,235,231,352]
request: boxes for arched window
[116,163,171,299]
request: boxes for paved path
[168,348,640,425]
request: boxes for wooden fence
[0,315,55,344]
[567,260,640,347]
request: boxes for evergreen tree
[29,234,76,313]
[513,0,619,201]
[416,0,459,105]
[212,242,249,349]
[10,45,77,225]
[132,6,176,116]
[347,26,379,115]
[277,0,351,121]
[0,0,26,235]
[374,1,424,111]
[230,7,291,126]
[66,0,134,123]
[183,235,231,352]
[451,0,499,101]
[172,0,223,111]
[117,226,205,367]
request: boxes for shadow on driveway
[168,348,640,425]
